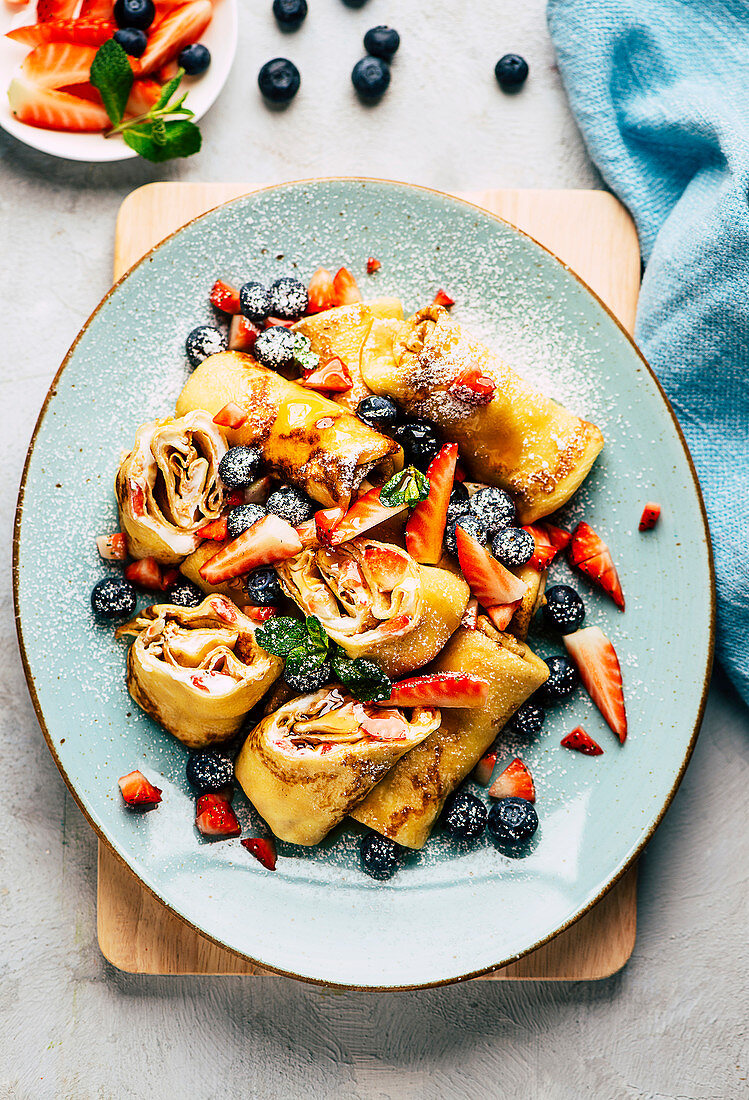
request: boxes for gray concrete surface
[1,2,746,1097]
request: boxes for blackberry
[443,789,487,840]
[509,700,546,737]
[226,503,265,540]
[244,567,283,606]
[363,25,400,61]
[491,526,534,568]
[253,325,296,371]
[444,512,487,558]
[265,485,315,526]
[239,281,271,324]
[91,577,136,620]
[186,750,234,793]
[537,654,579,705]
[468,486,516,536]
[167,580,204,608]
[269,276,308,320]
[218,446,261,489]
[488,798,538,844]
[360,831,400,880]
[542,585,585,634]
[186,325,226,368]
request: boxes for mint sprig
[90,39,202,163]
[379,466,431,508]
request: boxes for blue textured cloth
[547,0,749,704]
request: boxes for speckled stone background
[1,1,747,1097]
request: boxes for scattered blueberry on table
[352,56,391,100]
[273,0,308,30]
[186,325,227,368]
[443,789,488,840]
[91,577,136,621]
[363,25,400,61]
[537,654,580,705]
[509,699,546,737]
[542,584,586,634]
[186,750,234,793]
[269,276,309,320]
[495,53,529,90]
[258,58,301,103]
[488,797,538,844]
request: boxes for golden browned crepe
[350,619,549,848]
[275,538,469,678]
[360,305,604,523]
[175,351,399,509]
[509,565,547,641]
[115,410,228,564]
[235,687,441,844]
[116,595,282,748]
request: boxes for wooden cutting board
[99,182,640,981]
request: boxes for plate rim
[13,177,717,989]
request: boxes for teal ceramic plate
[14,180,714,988]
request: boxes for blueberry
[186,750,234,793]
[178,43,211,75]
[468,486,516,535]
[283,652,331,692]
[491,526,534,568]
[269,276,308,320]
[495,53,529,90]
[363,25,400,61]
[450,482,469,506]
[443,789,487,840]
[542,585,585,634]
[273,0,307,29]
[360,831,400,880]
[444,512,487,558]
[186,325,227,368]
[258,58,301,103]
[352,56,391,100]
[509,699,545,737]
[265,485,315,526]
[239,281,271,324]
[488,797,538,844]
[245,567,283,606]
[113,27,147,56]
[393,420,441,469]
[218,446,261,489]
[253,325,296,371]
[226,503,265,540]
[537,654,579,706]
[113,0,154,30]
[167,580,204,608]
[355,395,399,432]
[445,498,471,539]
[91,577,136,620]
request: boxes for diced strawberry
[21,42,99,89]
[228,314,260,352]
[8,76,109,131]
[366,257,381,274]
[383,673,489,708]
[139,0,212,74]
[195,794,241,839]
[488,758,535,802]
[301,358,353,393]
[405,443,458,565]
[118,770,162,807]
[200,515,302,584]
[128,480,145,516]
[314,506,345,545]
[36,0,78,20]
[473,749,497,786]
[242,836,277,870]
[638,502,661,532]
[564,626,627,742]
[461,597,479,629]
[197,516,227,540]
[161,567,179,589]
[568,522,625,610]
[213,402,247,429]
[209,279,241,314]
[454,462,466,482]
[223,490,246,510]
[7,17,116,46]
[450,367,496,406]
[541,522,571,552]
[125,557,164,590]
[96,532,128,561]
[332,266,362,305]
[328,487,408,546]
[244,605,276,623]
[307,267,336,313]
[486,601,520,631]
[522,524,559,571]
[456,526,527,609]
[361,543,410,588]
[561,726,603,756]
[432,288,454,308]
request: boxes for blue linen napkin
[547,0,749,705]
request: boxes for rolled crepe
[116,595,282,749]
[175,351,399,509]
[360,305,604,523]
[116,410,228,564]
[509,565,547,641]
[293,298,404,411]
[350,619,549,848]
[275,538,469,678]
[235,687,441,844]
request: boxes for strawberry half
[461,597,479,629]
[228,314,261,352]
[488,757,535,802]
[197,516,228,540]
[432,289,455,307]
[21,42,99,89]
[264,316,295,329]
[456,526,527,608]
[383,672,489,708]
[522,524,559,571]
[328,488,408,546]
[473,749,497,786]
[7,17,116,46]
[333,266,362,305]
[139,0,212,74]
[366,257,381,274]
[200,515,302,584]
[568,521,624,610]
[210,279,241,314]
[405,443,458,565]
[195,794,241,839]
[96,532,127,561]
[118,770,162,807]
[450,367,495,406]
[306,268,336,313]
[564,626,627,742]
[213,402,247,429]
[302,358,353,393]
[561,726,603,756]
[638,502,661,532]
[8,76,108,130]
[125,556,164,590]
[242,837,277,870]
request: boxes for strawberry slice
[541,522,571,553]
[118,770,162,807]
[197,516,228,540]
[139,0,212,74]
[456,526,527,608]
[568,522,625,610]
[21,42,99,89]
[228,314,261,352]
[195,794,241,839]
[7,17,116,46]
[126,78,161,115]
[200,515,302,584]
[244,605,276,623]
[36,0,78,20]
[210,279,241,314]
[328,487,408,546]
[307,267,336,313]
[96,532,128,561]
[383,672,489,708]
[78,0,113,15]
[432,288,454,308]
[314,505,345,544]
[561,726,603,756]
[295,517,319,548]
[301,358,353,393]
[489,757,536,802]
[486,601,520,631]
[564,626,627,742]
[8,76,108,130]
[405,443,458,565]
[242,837,277,870]
[461,597,479,629]
[522,524,559,571]
[366,257,381,274]
[265,316,295,330]
[125,556,164,589]
[213,402,247,429]
[639,502,661,532]
[332,266,362,305]
[473,749,497,786]
[450,367,495,406]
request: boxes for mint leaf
[379,466,430,508]
[284,647,332,692]
[292,333,320,373]
[255,616,308,658]
[332,655,392,702]
[90,39,133,126]
[305,615,330,654]
[123,119,201,162]
[154,69,184,111]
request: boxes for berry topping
[542,585,585,634]
[195,793,241,838]
[226,503,266,540]
[473,749,497,786]
[488,757,535,802]
[96,532,128,561]
[542,522,571,553]
[523,524,559,571]
[568,521,625,610]
[197,516,228,540]
[383,672,489,708]
[113,26,146,55]
[405,442,458,565]
[200,515,303,584]
[393,420,442,470]
[487,798,538,844]
[218,446,262,489]
[456,525,527,608]
[366,256,381,273]
[360,831,400,880]
[210,279,241,314]
[167,580,204,608]
[355,394,399,431]
[468,486,516,536]
[563,627,627,742]
[450,366,496,406]
[443,789,488,840]
[363,24,400,61]
[332,266,362,305]
[239,281,271,323]
[242,836,278,870]
[432,288,455,308]
[186,750,234,792]
[639,502,661,531]
[186,325,227,368]
[444,511,485,557]
[491,526,535,568]
[258,57,300,103]
[269,276,309,320]
[114,0,154,30]
[266,485,315,526]
[561,726,603,756]
[125,557,173,590]
[494,53,529,90]
[91,576,136,620]
[302,358,353,393]
[537,654,579,706]
[228,315,261,352]
[272,0,307,29]
[118,770,162,807]
[244,566,283,606]
[252,325,296,370]
[213,402,248,429]
[307,267,336,312]
[139,0,212,75]
[450,481,470,506]
[178,42,211,75]
[485,602,519,632]
[284,650,331,692]
[352,55,391,99]
[509,699,545,737]
[327,485,410,546]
